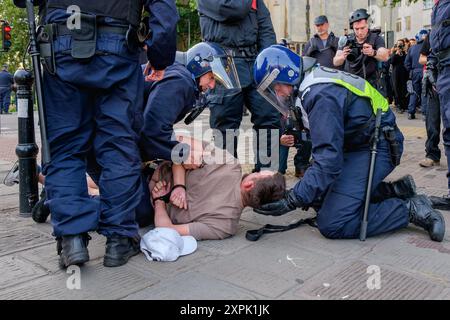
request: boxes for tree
[176,0,201,51]
[0,0,201,72]
[0,0,30,72]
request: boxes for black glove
[254,189,303,216]
[425,65,438,87]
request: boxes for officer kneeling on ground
[252,45,445,242]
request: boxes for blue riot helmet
[186,42,241,96]
[182,42,241,124]
[415,29,429,42]
[254,45,316,117]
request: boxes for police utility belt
[436,47,450,70]
[223,45,258,58]
[343,118,401,167]
[435,18,450,70]
[36,14,144,75]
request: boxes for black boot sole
[429,196,450,211]
[59,251,90,269]
[103,248,140,268]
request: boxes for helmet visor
[256,69,293,117]
[209,55,241,96]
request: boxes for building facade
[264,0,435,52]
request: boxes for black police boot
[103,235,140,267]
[57,233,91,268]
[32,188,50,223]
[371,174,416,202]
[406,195,445,242]
[429,195,450,211]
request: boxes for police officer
[430,0,450,195]
[419,34,442,168]
[252,45,445,242]
[27,43,240,229]
[138,42,241,216]
[139,42,240,163]
[196,0,281,171]
[333,9,389,90]
[303,15,339,69]
[405,29,428,120]
[0,64,13,114]
[14,0,179,268]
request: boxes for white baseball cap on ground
[140,227,197,262]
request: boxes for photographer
[391,40,409,113]
[333,9,389,89]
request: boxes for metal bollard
[14,68,39,217]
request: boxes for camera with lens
[338,34,363,62]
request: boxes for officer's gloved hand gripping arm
[144,0,179,70]
[255,86,345,216]
[197,0,253,22]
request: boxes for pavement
[1,109,450,301]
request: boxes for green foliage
[176,0,201,51]
[0,0,30,72]
[0,0,201,72]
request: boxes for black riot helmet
[349,8,370,29]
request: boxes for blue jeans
[408,70,423,115]
[0,88,11,113]
[425,92,441,161]
[278,141,312,174]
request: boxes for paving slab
[197,241,335,299]
[0,110,450,300]
[0,259,158,300]
[295,261,446,300]
[361,230,450,287]
[0,254,49,290]
[123,272,263,300]
[0,227,54,257]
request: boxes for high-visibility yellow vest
[299,66,389,114]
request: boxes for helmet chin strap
[292,85,300,100]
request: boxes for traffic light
[1,21,12,52]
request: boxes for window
[396,20,402,32]
[423,0,434,10]
[405,16,411,31]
